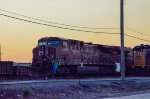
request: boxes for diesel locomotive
[129,44,150,75]
[32,37,131,76]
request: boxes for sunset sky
[0,0,150,62]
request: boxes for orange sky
[0,0,150,62]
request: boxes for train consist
[32,37,132,76]
[1,37,150,78]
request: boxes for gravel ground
[1,79,150,99]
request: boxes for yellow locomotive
[131,44,150,75]
[133,44,150,67]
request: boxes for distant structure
[0,44,1,61]
[13,62,31,67]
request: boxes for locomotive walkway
[1,77,150,85]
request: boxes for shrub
[23,88,30,98]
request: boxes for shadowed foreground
[1,79,150,99]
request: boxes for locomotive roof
[37,37,131,51]
[38,37,66,42]
[38,37,84,42]
[133,44,150,51]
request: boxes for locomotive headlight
[41,47,44,51]
[41,45,46,51]
[38,51,44,56]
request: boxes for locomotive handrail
[44,53,54,62]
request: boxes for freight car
[0,61,13,77]
[32,37,131,76]
[0,61,31,79]
[13,63,31,77]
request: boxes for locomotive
[32,37,131,76]
[129,44,150,75]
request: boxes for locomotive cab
[37,38,61,64]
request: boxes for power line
[125,34,150,42]
[125,27,150,36]
[1,12,149,43]
[0,13,120,34]
[0,8,119,30]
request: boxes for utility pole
[120,0,125,81]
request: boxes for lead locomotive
[32,37,131,76]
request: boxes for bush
[23,88,30,98]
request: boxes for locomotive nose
[40,45,56,61]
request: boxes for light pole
[120,0,125,81]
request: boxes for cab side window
[62,41,68,47]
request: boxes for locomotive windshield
[48,40,60,46]
[38,40,61,46]
[38,41,47,46]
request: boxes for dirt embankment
[1,80,150,99]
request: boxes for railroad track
[1,77,150,85]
